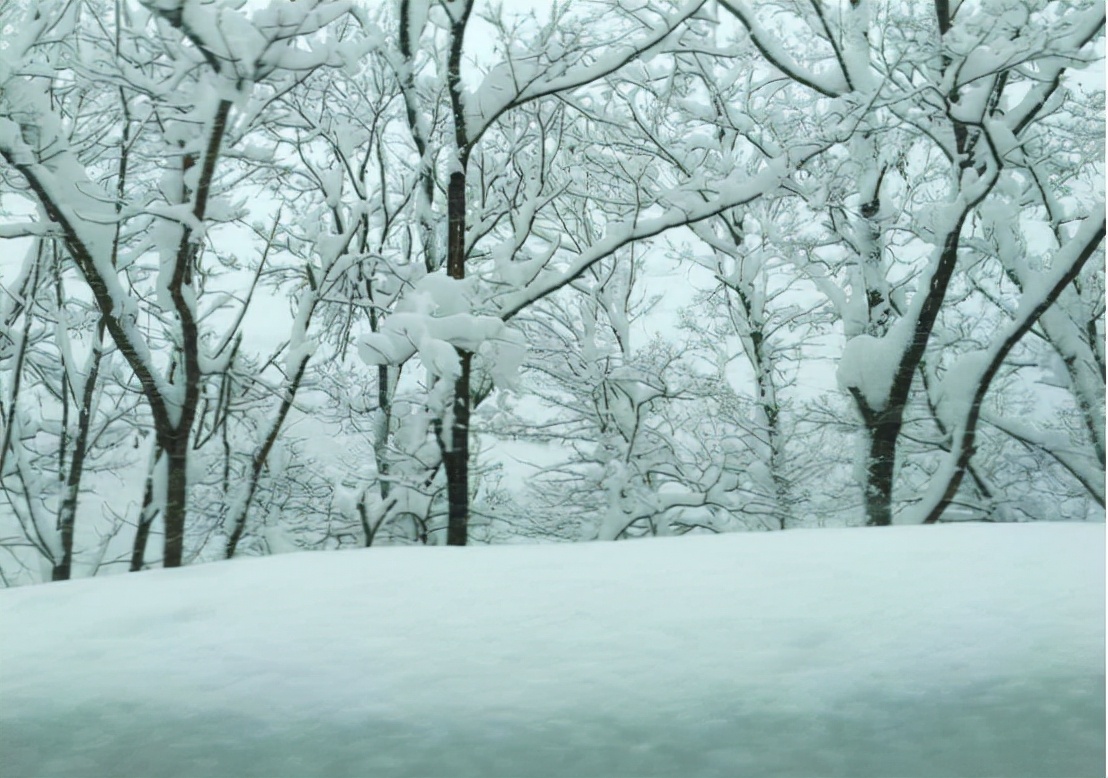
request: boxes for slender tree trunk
[749,325,791,529]
[155,102,226,568]
[749,323,792,529]
[375,364,392,499]
[163,440,188,568]
[766,409,792,530]
[52,331,104,581]
[130,446,161,572]
[439,1,474,545]
[863,412,901,526]
[224,356,310,559]
[224,480,258,560]
[444,352,472,545]
[444,169,471,545]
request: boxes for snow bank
[1,524,1103,777]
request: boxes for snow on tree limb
[0,128,176,431]
[716,0,848,98]
[496,153,801,321]
[463,0,710,142]
[906,209,1106,524]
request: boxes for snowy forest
[0,0,1104,586]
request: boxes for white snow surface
[2,523,1103,777]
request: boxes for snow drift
[1,523,1103,777]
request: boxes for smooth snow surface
[2,524,1104,777]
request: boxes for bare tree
[0,0,355,567]
[714,0,1104,524]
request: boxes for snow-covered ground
[2,523,1103,777]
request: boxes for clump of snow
[836,325,908,410]
[1,523,1102,777]
[359,273,526,388]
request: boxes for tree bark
[444,352,472,545]
[130,446,161,572]
[863,411,900,526]
[51,332,103,581]
[444,170,471,545]
[162,441,189,568]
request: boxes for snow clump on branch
[357,274,526,389]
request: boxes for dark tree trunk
[919,216,1106,524]
[51,332,104,582]
[163,442,188,568]
[850,195,979,526]
[130,448,161,572]
[130,513,155,572]
[376,364,392,499]
[863,411,901,526]
[225,356,311,559]
[441,1,473,544]
[444,352,472,545]
[50,523,74,581]
[444,170,471,545]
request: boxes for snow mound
[1,523,1103,777]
